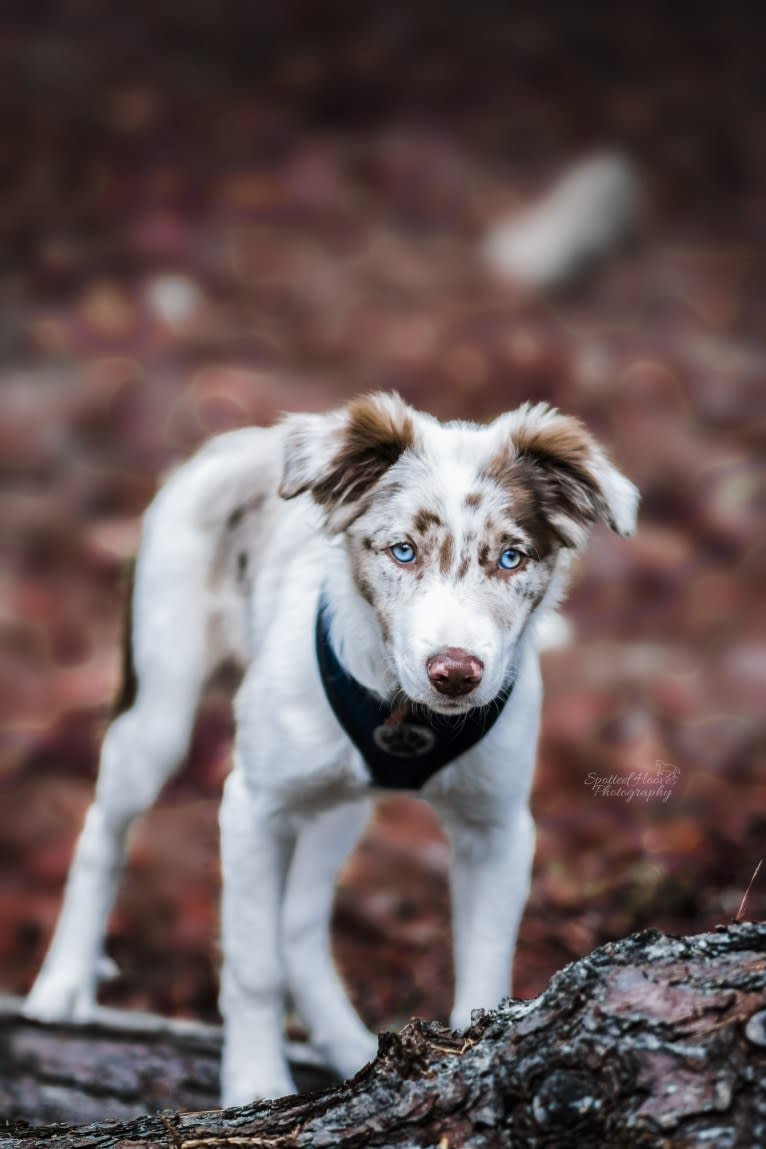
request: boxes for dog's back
[23,424,291,1022]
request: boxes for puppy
[25,393,638,1105]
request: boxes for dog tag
[372,722,436,758]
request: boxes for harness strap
[315,594,514,790]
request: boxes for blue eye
[391,542,416,564]
[499,548,524,570]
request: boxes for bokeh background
[1,2,764,1035]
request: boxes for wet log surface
[2,923,765,1149]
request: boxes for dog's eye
[390,541,416,564]
[498,547,525,571]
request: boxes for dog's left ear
[489,402,639,547]
[279,392,418,531]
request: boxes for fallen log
[0,1000,336,1127]
[2,923,765,1148]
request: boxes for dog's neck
[320,544,400,701]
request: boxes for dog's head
[279,393,638,713]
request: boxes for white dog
[25,393,638,1106]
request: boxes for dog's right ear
[279,392,417,531]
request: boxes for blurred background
[1,1,764,1035]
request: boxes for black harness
[315,595,514,791]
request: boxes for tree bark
[2,923,765,1148]
[0,1004,336,1127]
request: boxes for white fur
[25,398,637,1106]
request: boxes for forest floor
[0,6,764,1040]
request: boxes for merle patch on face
[413,509,443,533]
[347,463,557,645]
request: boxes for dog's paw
[221,1069,297,1108]
[23,973,96,1024]
[449,1004,475,1032]
[330,1031,378,1080]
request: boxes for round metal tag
[372,722,436,758]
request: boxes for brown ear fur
[485,407,615,552]
[279,392,416,528]
[311,394,414,512]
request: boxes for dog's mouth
[396,667,515,717]
[402,690,486,717]
[429,695,478,714]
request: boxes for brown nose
[426,648,484,697]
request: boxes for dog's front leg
[219,768,296,1106]
[284,800,378,1079]
[441,803,535,1030]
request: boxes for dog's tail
[112,557,138,717]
